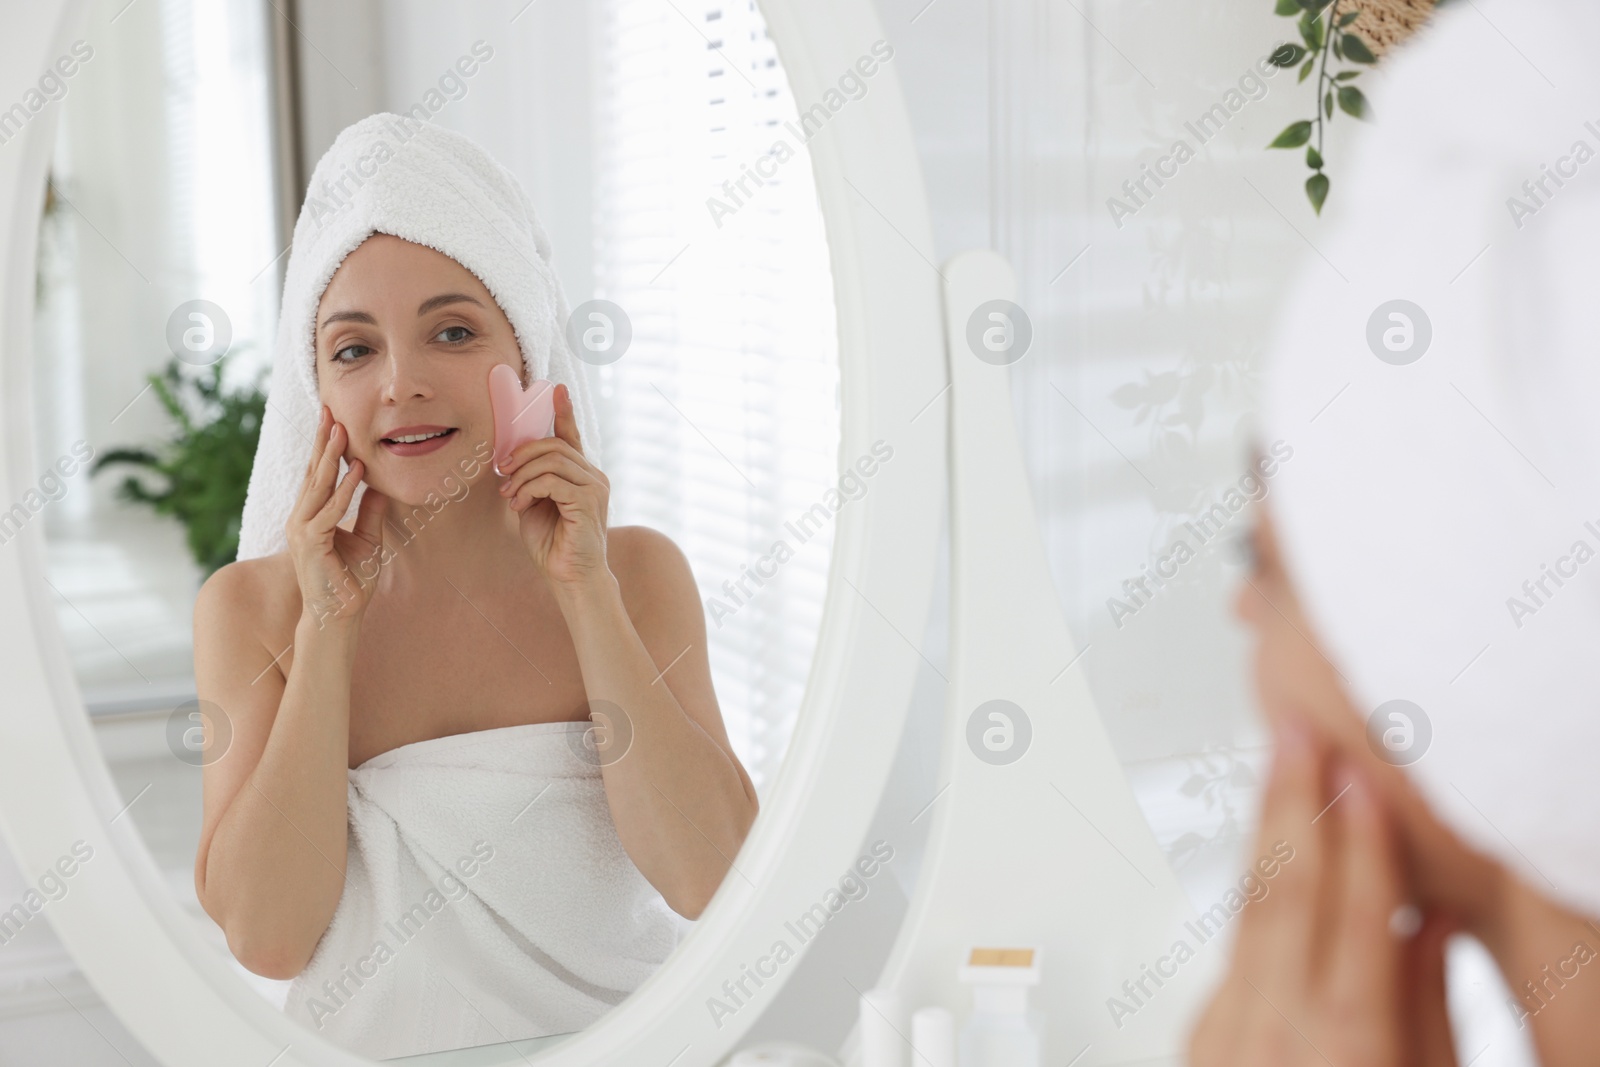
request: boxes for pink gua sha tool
[489,363,558,477]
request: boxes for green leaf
[1306,144,1323,169]
[1299,57,1315,82]
[1338,10,1360,25]
[1342,33,1377,63]
[1268,119,1314,148]
[90,447,162,473]
[1335,69,1361,80]
[90,349,266,573]
[1299,11,1325,50]
[1324,89,1334,118]
[1275,0,1300,14]
[1270,42,1308,67]
[1332,36,1343,60]
[1337,84,1369,119]
[1306,171,1330,214]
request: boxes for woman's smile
[379,424,458,456]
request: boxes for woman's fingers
[294,415,331,512]
[1234,718,1326,989]
[297,421,347,528]
[499,453,596,500]
[509,472,588,513]
[291,406,331,515]
[307,405,330,478]
[1291,705,1500,933]
[1406,911,1461,1067]
[1191,722,1463,1066]
[497,439,597,487]
[319,456,364,526]
[1323,763,1408,1063]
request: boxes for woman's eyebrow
[417,293,483,316]
[320,309,376,329]
[318,294,481,330]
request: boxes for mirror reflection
[30,0,841,1059]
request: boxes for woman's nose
[380,345,435,401]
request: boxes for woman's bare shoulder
[606,525,696,618]
[607,524,684,575]
[195,551,302,643]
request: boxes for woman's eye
[333,343,370,363]
[436,325,473,344]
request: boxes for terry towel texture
[282,721,682,1059]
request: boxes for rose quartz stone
[489,363,557,475]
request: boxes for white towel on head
[1262,0,1600,922]
[281,721,683,1059]
[236,112,603,562]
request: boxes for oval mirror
[0,0,946,1064]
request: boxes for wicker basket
[1343,0,1438,58]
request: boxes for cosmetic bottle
[859,987,904,1067]
[956,947,1042,1067]
[911,1006,955,1067]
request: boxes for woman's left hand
[497,382,612,590]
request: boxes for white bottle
[956,948,1042,1067]
[911,1006,955,1067]
[859,987,904,1067]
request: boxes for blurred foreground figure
[1190,1,1600,1064]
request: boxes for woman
[1189,0,1600,1061]
[188,115,758,1057]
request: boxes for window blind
[592,0,841,794]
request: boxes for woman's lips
[380,427,458,456]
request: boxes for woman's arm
[495,384,758,918]
[192,564,359,979]
[1452,852,1600,1066]
[554,527,758,919]
[196,407,385,978]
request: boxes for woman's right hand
[1270,709,1600,1067]
[1188,722,1459,1067]
[288,405,387,629]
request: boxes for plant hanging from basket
[1264,0,1450,214]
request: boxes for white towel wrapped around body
[282,721,683,1059]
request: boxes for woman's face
[315,233,520,504]
[1233,504,1368,754]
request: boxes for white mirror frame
[0,0,948,1063]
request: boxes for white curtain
[592,0,841,793]
[38,0,279,478]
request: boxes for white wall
[894,0,1331,880]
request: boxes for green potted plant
[92,352,266,577]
